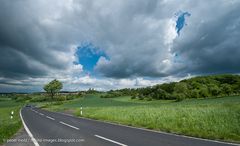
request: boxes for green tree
[199,86,209,98]
[221,84,232,96]
[43,79,63,100]
[208,84,220,96]
[190,89,200,98]
[173,82,189,101]
[173,93,185,101]
[174,82,188,93]
[156,88,167,99]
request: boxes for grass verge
[0,100,22,144]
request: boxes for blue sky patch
[175,11,191,35]
[76,43,109,72]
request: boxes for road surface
[20,107,239,146]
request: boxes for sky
[0,0,240,92]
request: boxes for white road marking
[32,109,38,113]
[46,116,55,120]
[20,109,40,146]
[39,113,44,116]
[95,135,127,146]
[59,121,79,130]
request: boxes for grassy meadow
[0,97,22,144]
[42,94,240,143]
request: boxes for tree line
[102,74,240,101]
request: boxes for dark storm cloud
[95,0,240,78]
[0,1,50,78]
[0,0,240,92]
[172,2,240,75]
[0,0,83,81]
[0,47,47,78]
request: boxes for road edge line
[20,108,40,146]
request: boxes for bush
[221,84,233,96]
[131,96,136,99]
[208,84,220,96]
[100,93,118,98]
[66,95,75,100]
[190,89,200,98]
[138,95,144,100]
[199,87,209,98]
[57,95,66,101]
[146,97,152,101]
[174,93,185,102]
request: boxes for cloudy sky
[0,0,240,92]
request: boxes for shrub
[57,95,66,101]
[199,87,209,98]
[174,93,185,102]
[208,84,220,96]
[190,89,200,98]
[146,97,152,101]
[221,84,232,96]
[131,96,136,99]
[66,95,75,100]
[138,95,144,100]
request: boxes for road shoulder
[3,128,34,146]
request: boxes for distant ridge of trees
[102,74,240,101]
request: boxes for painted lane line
[95,135,127,146]
[46,116,55,120]
[39,113,44,116]
[20,109,40,146]
[59,121,79,130]
[30,108,38,114]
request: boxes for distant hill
[103,74,240,101]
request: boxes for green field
[0,98,22,144]
[44,94,240,143]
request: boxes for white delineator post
[80,107,83,116]
[11,111,14,119]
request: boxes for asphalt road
[21,107,239,146]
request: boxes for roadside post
[80,106,83,116]
[10,111,14,119]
